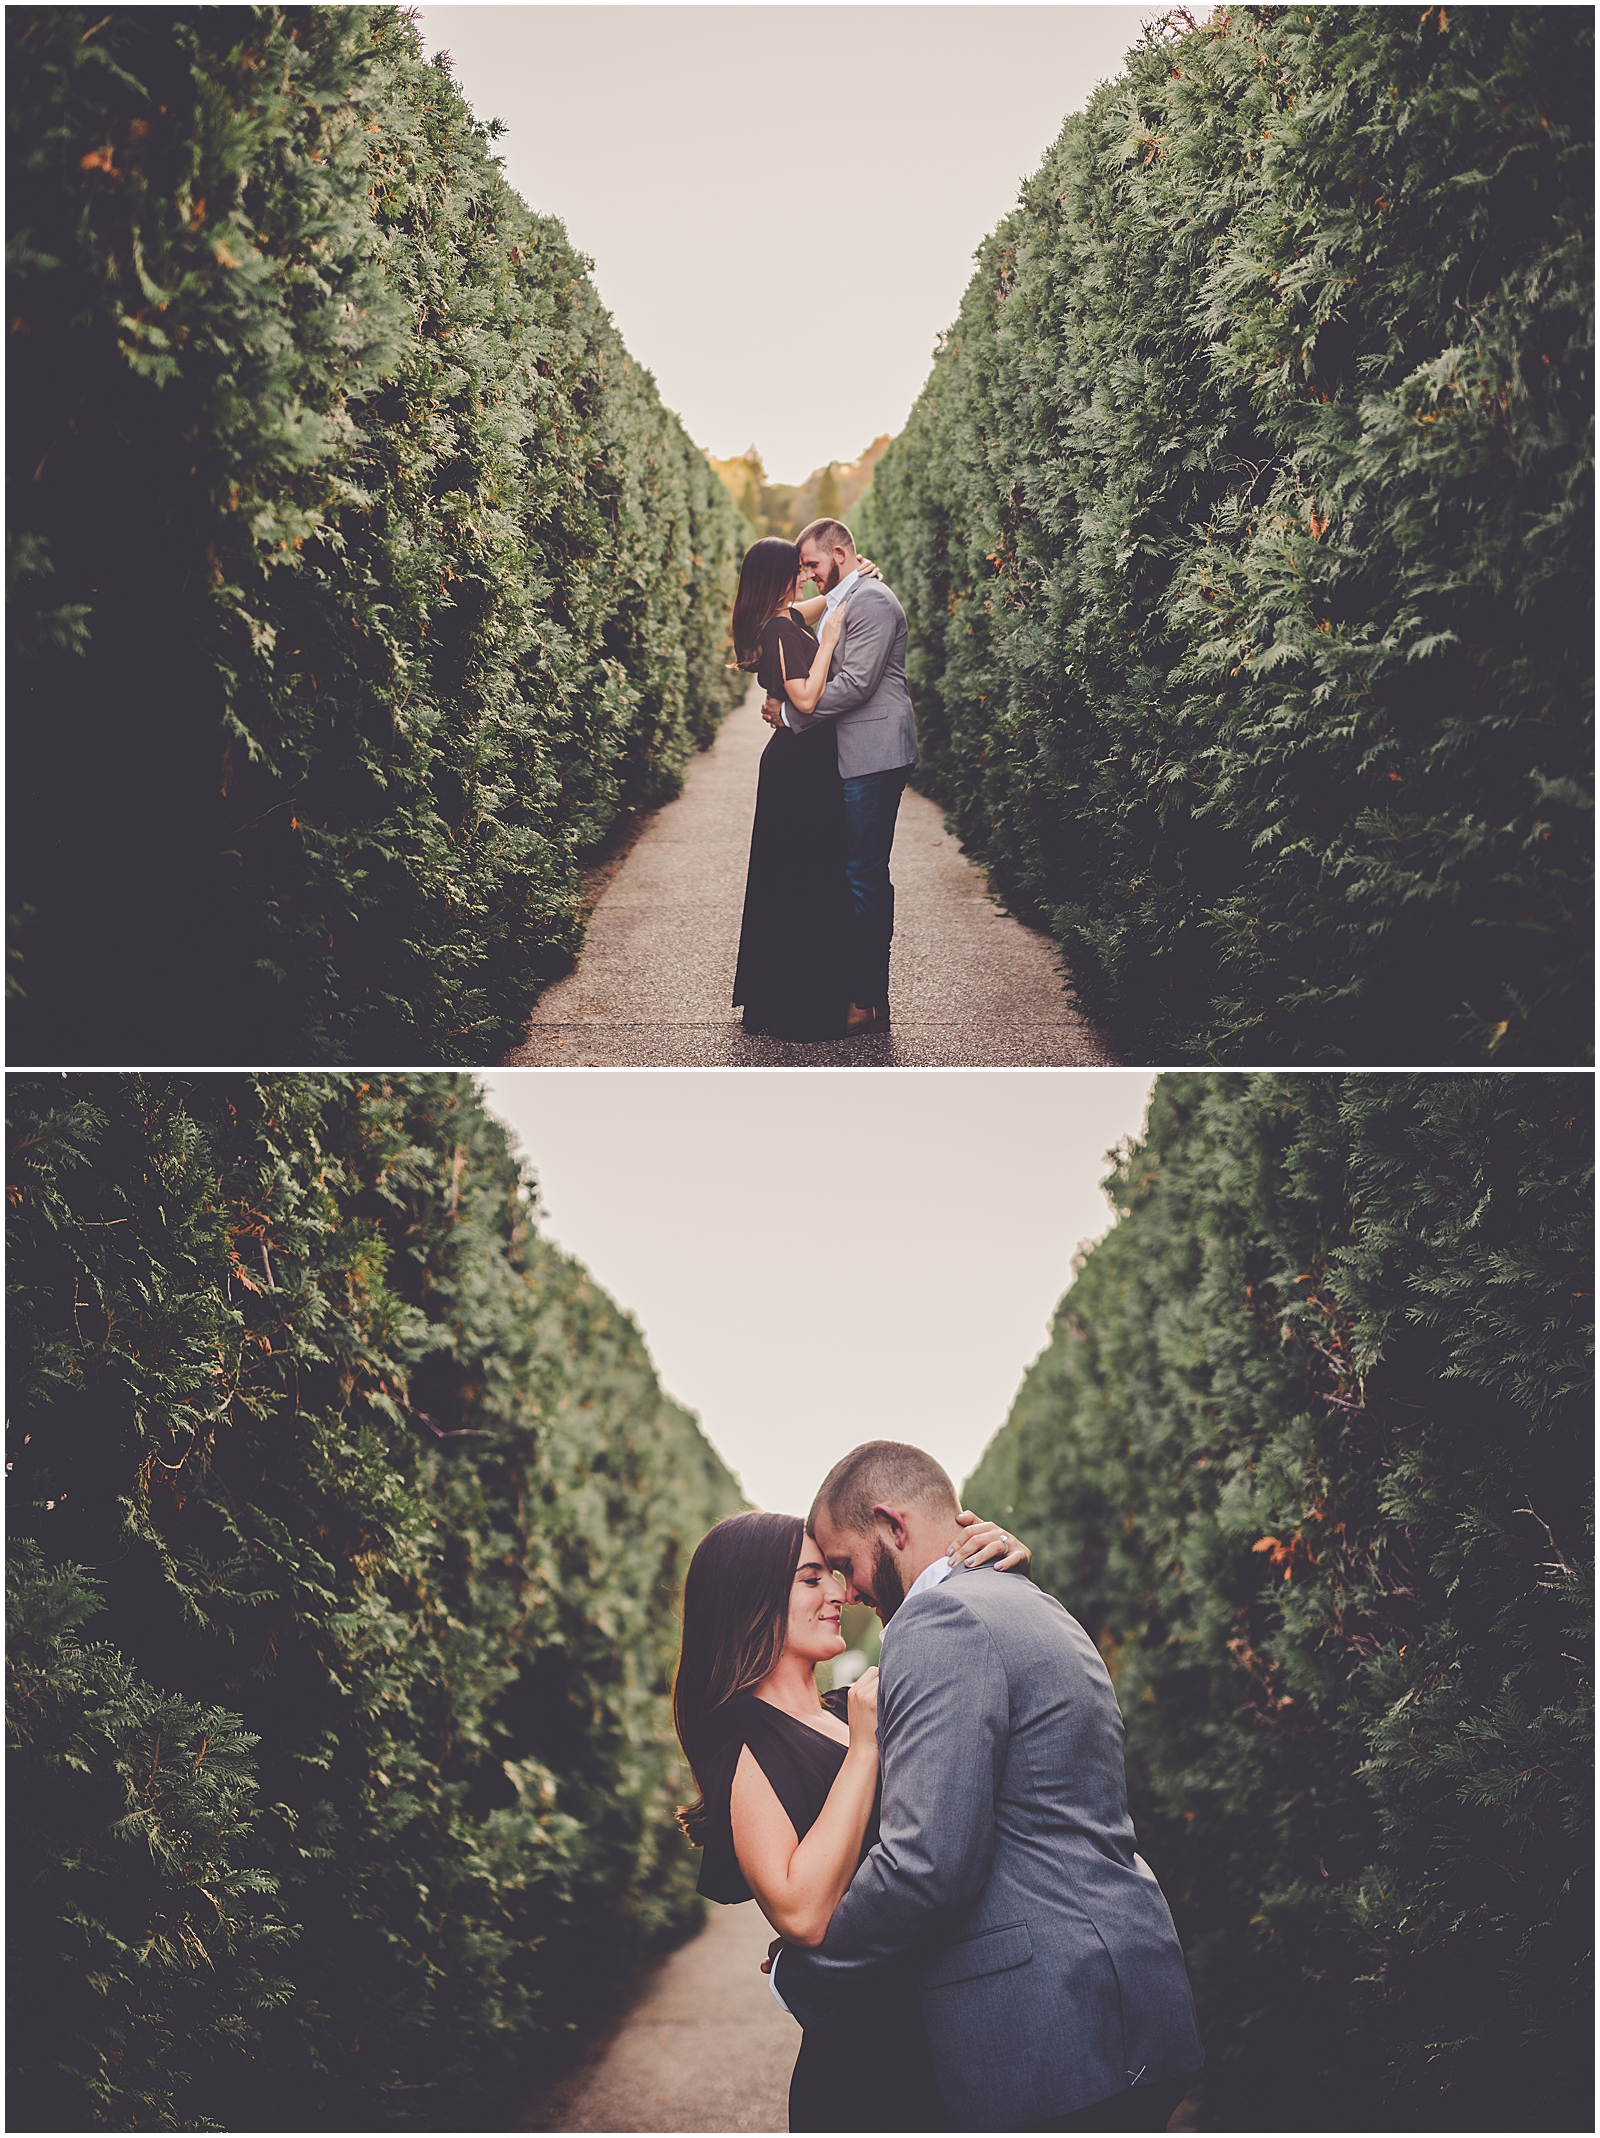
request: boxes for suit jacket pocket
[923,1921,1033,1988]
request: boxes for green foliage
[7,7,746,1063]
[858,7,1592,1063]
[7,1073,744,2128]
[966,1073,1592,2129]
[8,1543,292,2131]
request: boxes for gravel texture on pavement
[505,682,1118,1067]
[518,1896,1197,2133]
[521,1899,795,2133]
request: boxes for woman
[673,1506,1031,2132]
[729,538,869,1040]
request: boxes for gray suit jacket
[789,579,919,778]
[775,1565,1203,2129]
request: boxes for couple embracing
[673,1442,1203,2133]
[729,519,916,1041]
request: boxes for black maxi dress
[731,612,856,1040]
[695,1689,948,2134]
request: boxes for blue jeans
[839,766,909,1007]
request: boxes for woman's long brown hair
[730,538,801,672]
[672,1510,806,1844]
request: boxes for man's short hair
[797,517,854,556]
[809,1441,959,1537]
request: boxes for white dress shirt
[769,1544,956,2012]
[781,567,860,729]
[904,1547,956,1602]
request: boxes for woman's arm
[764,1599,1006,2027]
[778,610,844,718]
[729,1671,880,1948]
[764,563,880,723]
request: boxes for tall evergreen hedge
[7,8,748,1064]
[858,7,1592,1064]
[6,1072,744,2129]
[966,1072,1593,2130]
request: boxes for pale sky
[480,1069,1156,1515]
[415,5,1156,483]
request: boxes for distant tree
[836,436,892,520]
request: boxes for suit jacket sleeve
[808,590,897,720]
[773,1587,1007,2026]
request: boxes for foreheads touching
[797,516,856,594]
[807,1440,959,1612]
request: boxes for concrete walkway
[518,1898,1198,2134]
[522,1900,795,2133]
[506,684,1116,1066]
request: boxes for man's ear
[872,1503,909,1551]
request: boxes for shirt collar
[822,566,861,618]
[906,1548,956,1602]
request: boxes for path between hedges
[520,1899,795,2133]
[517,1897,1199,2134]
[505,683,1117,1066]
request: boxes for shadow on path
[506,685,1118,1067]
[513,1896,1201,2134]
[516,1900,793,2133]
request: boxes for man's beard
[870,1538,906,1624]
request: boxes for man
[764,519,917,1035]
[769,1441,1203,2134]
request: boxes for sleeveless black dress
[695,1689,947,2133]
[731,613,856,1040]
